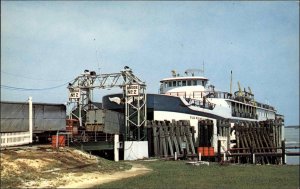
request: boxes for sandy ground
[0,145,151,188]
[58,163,151,188]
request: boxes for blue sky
[1,1,299,126]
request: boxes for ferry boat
[102,69,283,152]
[155,69,278,122]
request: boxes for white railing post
[114,134,119,162]
[28,97,33,143]
[5,133,8,145]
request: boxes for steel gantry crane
[67,67,147,141]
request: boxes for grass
[96,160,299,189]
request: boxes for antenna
[97,52,101,74]
[202,61,205,76]
[230,70,233,94]
[93,38,101,74]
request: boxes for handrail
[185,98,215,110]
[165,90,275,111]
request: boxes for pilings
[147,120,197,159]
[146,118,289,164]
[230,120,284,164]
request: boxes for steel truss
[67,68,147,141]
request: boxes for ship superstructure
[158,69,277,122]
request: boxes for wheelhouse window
[164,82,168,88]
[173,81,176,87]
[178,81,182,86]
[165,79,207,87]
[192,80,197,86]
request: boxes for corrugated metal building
[1,101,66,133]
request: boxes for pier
[146,118,299,164]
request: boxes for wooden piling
[282,140,286,164]
[217,140,221,162]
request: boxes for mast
[230,70,233,94]
[202,61,205,76]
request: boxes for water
[285,126,300,165]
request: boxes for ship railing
[166,92,187,98]
[256,102,275,111]
[165,91,275,111]
[165,91,233,100]
[185,97,216,110]
[165,91,204,99]
[232,110,258,119]
[210,91,275,111]
[192,91,234,99]
[205,91,233,99]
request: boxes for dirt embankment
[0,145,151,188]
